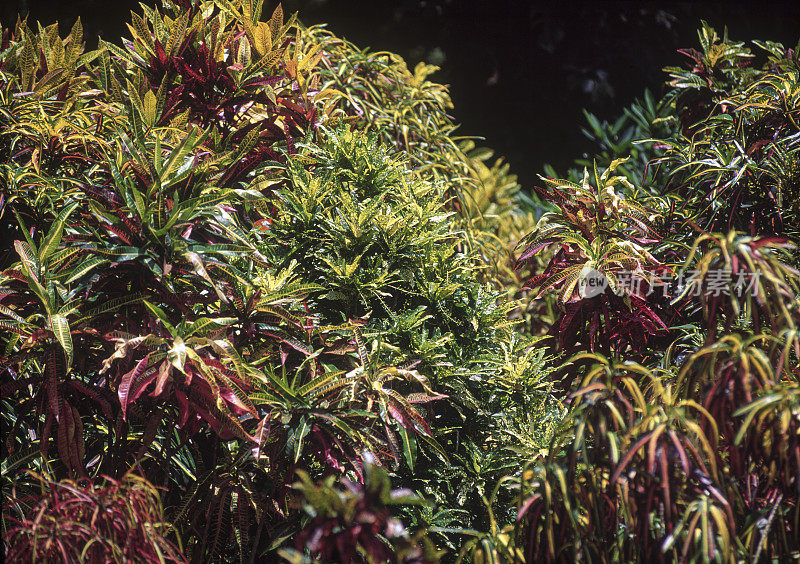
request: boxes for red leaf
[387,402,410,429]
[405,393,448,404]
[118,354,151,420]
[128,370,158,404]
[175,389,190,427]
[56,402,84,477]
[46,346,62,423]
[135,407,164,461]
[152,360,172,397]
[68,381,114,419]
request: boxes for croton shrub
[1,3,799,563]
[0,1,552,562]
[516,23,800,563]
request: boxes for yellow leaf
[143,89,158,128]
[269,4,283,40]
[255,22,272,57]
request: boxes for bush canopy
[1,2,799,562]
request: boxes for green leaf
[73,292,146,326]
[143,300,178,337]
[0,304,28,324]
[65,256,110,284]
[289,417,311,464]
[398,421,417,471]
[50,314,73,369]
[39,201,79,265]
[186,317,237,337]
[14,239,39,280]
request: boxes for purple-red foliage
[3,473,186,563]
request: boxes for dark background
[4,0,799,189]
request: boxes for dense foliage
[1,1,551,561]
[4,473,185,562]
[516,23,800,562]
[1,2,798,562]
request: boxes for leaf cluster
[513,22,800,563]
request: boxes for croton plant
[1,3,798,563]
